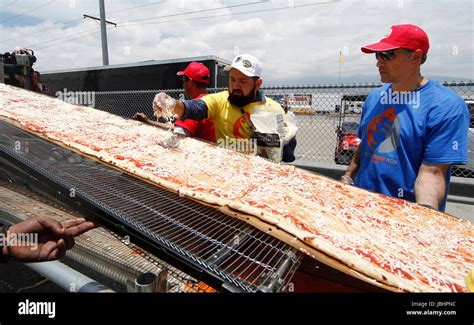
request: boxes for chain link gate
[92,82,474,179]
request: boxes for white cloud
[0,0,472,84]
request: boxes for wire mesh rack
[0,121,301,292]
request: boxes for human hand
[6,216,96,262]
[153,92,176,118]
[133,112,149,122]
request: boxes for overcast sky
[0,0,473,85]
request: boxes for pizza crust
[178,187,227,206]
[233,200,437,292]
[1,83,472,293]
[228,200,283,225]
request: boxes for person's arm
[416,97,469,209]
[133,113,174,130]
[144,120,174,130]
[174,119,198,137]
[342,98,367,185]
[153,93,209,121]
[341,145,361,184]
[1,216,96,263]
[414,163,449,210]
[282,137,297,163]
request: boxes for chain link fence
[93,82,474,178]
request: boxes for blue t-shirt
[354,80,469,211]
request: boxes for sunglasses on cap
[375,49,413,61]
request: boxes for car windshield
[341,122,359,134]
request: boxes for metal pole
[99,0,109,66]
[26,261,114,293]
[338,51,342,85]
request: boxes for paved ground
[445,201,474,223]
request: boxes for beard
[227,85,257,107]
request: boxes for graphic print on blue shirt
[366,107,400,155]
[355,81,469,212]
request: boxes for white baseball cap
[224,54,262,78]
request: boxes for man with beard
[152,54,297,162]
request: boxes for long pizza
[0,83,472,292]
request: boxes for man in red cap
[341,24,469,212]
[133,62,216,142]
[174,62,216,142]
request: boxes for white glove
[153,92,176,118]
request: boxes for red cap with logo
[361,24,430,54]
[177,62,210,84]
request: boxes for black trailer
[41,55,230,94]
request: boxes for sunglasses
[181,75,190,82]
[375,49,413,61]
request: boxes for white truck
[348,101,363,114]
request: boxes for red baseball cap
[177,62,210,84]
[361,24,430,54]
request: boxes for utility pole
[99,0,109,66]
[84,1,116,66]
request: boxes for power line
[35,30,101,51]
[0,18,83,43]
[116,0,268,24]
[11,1,266,52]
[119,1,340,28]
[24,27,99,48]
[0,0,55,24]
[0,1,164,43]
[106,0,166,15]
[3,0,19,8]
[20,1,338,54]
